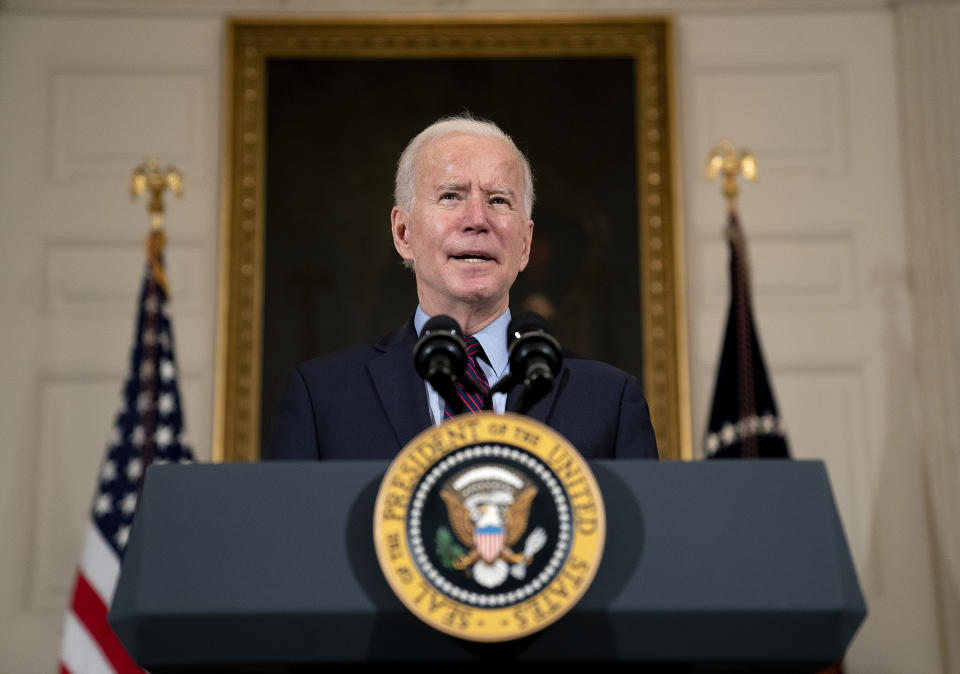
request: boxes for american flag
[60,238,193,674]
[704,212,789,459]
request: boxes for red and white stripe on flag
[475,530,505,564]
[60,523,142,674]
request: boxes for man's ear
[391,205,414,262]
[518,218,534,272]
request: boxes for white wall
[0,1,949,671]
[677,11,943,671]
[0,11,223,670]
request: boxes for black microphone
[492,312,562,413]
[413,315,484,416]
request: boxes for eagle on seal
[440,483,547,588]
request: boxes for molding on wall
[48,68,208,182]
[696,231,858,308]
[692,64,848,174]
[0,0,916,17]
[42,239,206,316]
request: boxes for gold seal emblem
[373,412,606,642]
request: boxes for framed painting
[216,17,689,461]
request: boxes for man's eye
[491,196,509,205]
[440,193,458,200]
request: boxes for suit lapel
[368,315,569,445]
[505,366,568,425]
[366,319,432,449]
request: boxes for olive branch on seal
[435,526,467,570]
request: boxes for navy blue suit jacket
[266,319,659,460]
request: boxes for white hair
[394,114,535,217]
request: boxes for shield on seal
[474,525,505,563]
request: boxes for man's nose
[462,193,488,230]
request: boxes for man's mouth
[451,253,494,263]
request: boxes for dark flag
[705,212,789,459]
[60,230,193,674]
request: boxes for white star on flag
[126,457,143,481]
[705,433,720,453]
[115,525,131,549]
[144,295,159,314]
[120,493,137,515]
[761,413,777,433]
[132,425,145,447]
[140,359,154,380]
[93,494,113,515]
[155,425,173,448]
[158,392,175,415]
[142,328,157,346]
[160,359,175,382]
[721,423,737,445]
[100,460,117,482]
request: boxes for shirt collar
[414,306,511,378]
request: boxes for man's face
[391,133,534,318]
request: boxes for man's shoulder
[294,343,377,375]
[292,319,416,377]
[563,353,636,386]
[548,353,657,460]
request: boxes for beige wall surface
[0,1,954,672]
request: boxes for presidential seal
[373,412,605,642]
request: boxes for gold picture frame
[215,16,690,462]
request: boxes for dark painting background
[262,58,642,449]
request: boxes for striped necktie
[444,335,491,419]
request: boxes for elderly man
[267,116,658,460]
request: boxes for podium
[109,460,865,670]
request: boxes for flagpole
[703,142,788,460]
[130,157,183,296]
[706,139,756,215]
[130,159,182,477]
[708,142,757,457]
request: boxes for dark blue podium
[109,460,865,670]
